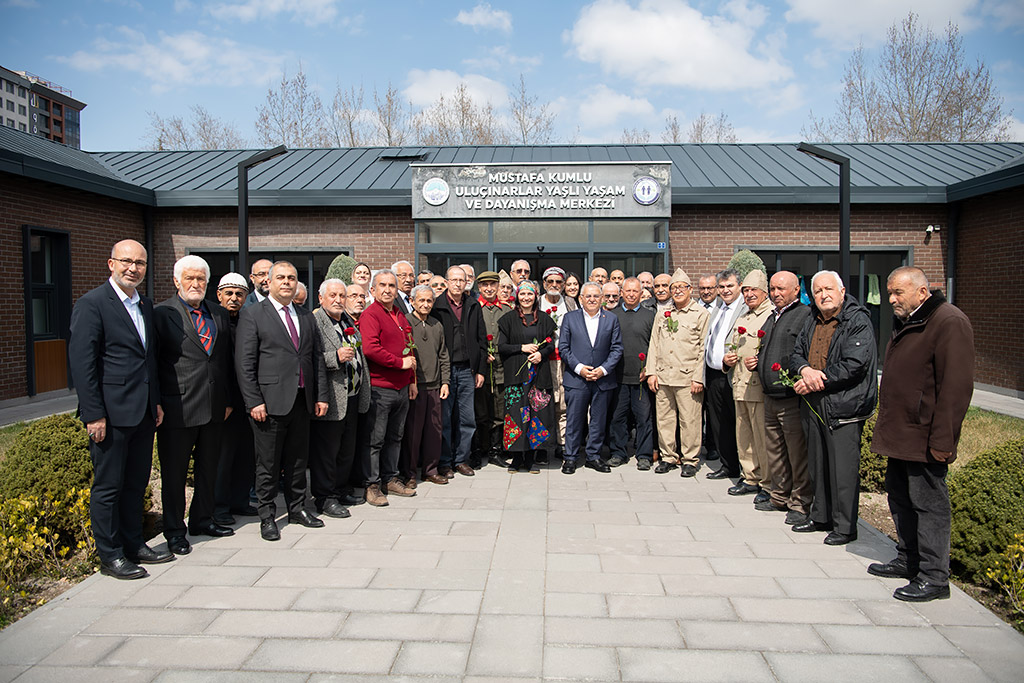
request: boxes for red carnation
[638,352,646,361]
[738,326,747,335]
[544,337,552,344]
[757,329,766,338]
[547,307,555,314]
[771,362,782,372]
[344,327,356,335]
[664,311,672,318]
[486,334,494,341]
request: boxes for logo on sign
[632,176,661,206]
[422,177,450,206]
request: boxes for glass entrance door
[495,254,586,282]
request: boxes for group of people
[70,240,974,604]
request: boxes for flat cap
[476,270,500,283]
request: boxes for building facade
[0,66,85,148]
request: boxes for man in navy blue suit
[558,281,623,474]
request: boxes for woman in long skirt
[498,281,557,473]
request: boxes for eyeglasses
[544,278,564,284]
[113,257,147,268]
[670,284,691,292]
[513,268,529,274]
[251,270,268,278]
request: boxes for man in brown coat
[869,267,974,602]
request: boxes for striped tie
[192,309,212,354]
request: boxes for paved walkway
[1,458,1023,682]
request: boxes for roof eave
[946,164,1024,202]
[1,148,155,205]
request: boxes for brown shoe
[455,463,475,477]
[440,467,455,480]
[405,478,418,489]
[365,483,389,507]
[386,478,416,497]
[426,474,448,485]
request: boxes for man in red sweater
[359,269,418,506]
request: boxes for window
[4,81,13,94]
[5,100,13,112]
[5,119,13,128]
[52,103,62,117]
[18,86,25,98]
[18,104,26,116]
[18,123,26,131]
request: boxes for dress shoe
[100,557,148,580]
[129,544,175,564]
[340,493,365,506]
[792,520,834,533]
[561,461,577,475]
[585,459,611,473]
[534,452,549,465]
[455,463,475,477]
[785,510,810,526]
[636,459,652,471]
[212,513,235,526]
[231,505,260,517]
[387,478,416,497]
[507,466,518,473]
[754,499,787,512]
[189,521,235,537]
[288,510,325,528]
[894,578,950,602]
[441,468,455,480]
[365,483,389,506]
[426,474,449,485]
[607,455,626,467]
[728,482,760,496]
[167,537,191,555]
[260,518,281,541]
[490,454,510,468]
[705,467,734,480]
[405,478,418,490]
[321,500,351,519]
[868,557,915,579]
[529,465,540,474]
[654,461,677,474]
[824,530,857,545]
[680,464,698,478]
[752,490,771,505]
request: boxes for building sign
[412,162,671,220]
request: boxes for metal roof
[2,126,1022,207]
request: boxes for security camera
[537,245,545,253]
[926,224,940,234]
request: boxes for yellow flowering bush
[988,533,1024,618]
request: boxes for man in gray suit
[236,261,330,541]
[154,255,236,556]
[704,268,748,480]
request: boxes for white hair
[511,259,530,272]
[410,284,433,300]
[173,255,210,282]
[318,278,345,297]
[580,281,602,295]
[811,270,845,291]
[391,260,413,272]
[372,268,397,289]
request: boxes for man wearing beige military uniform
[645,269,710,477]
[723,270,774,499]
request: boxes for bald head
[887,266,931,320]
[769,271,800,310]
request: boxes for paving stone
[199,532,301,548]
[637,512,733,527]
[911,656,995,683]
[170,585,300,610]
[730,597,871,625]
[448,521,502,536]
[341,612,477,641]
[503,487,548,511]
[354,520,453,536]
[151,565,267,586]
[413,508,502,522]
[415,590,484,615]
[546,522,597,539]
[392,641,471,676]
[325,549,440,569]
[393,535,491,552]
[546,616,683,648]
[589,500,677,513]
[607,594,736,621]
[545,592,608,617]
[645,540,755,558]
[0,606,106,665]
[155,673,307,683]
[45,576,144,608]
[121,584,190,608]
[292,533,398,550]
[816,559,881,578]
[815,624,964,656]
[549,510,639,525]
[492,535,546,571]
[618,647,774,682]
[746,542,851,560]
[546,552,601,572]
[437,550,493,570]
[764,653,930,682]
[479,569,545,615]
[103,635,260,669]
[542,645,619,680]
[546,571,665,595]
[292,587,421,612]
[83,607,219,635]
[466,615,543,677]
[38,635,125,666]
[172,547,238,566]
[204,609,345,637]
[777,577,895,600]
[369,567,489,590]
[547,537,649,556]
[856,600,931,626]
[601,553,714,575]
[0,666,27,682]
[243,639,400,674]
[689,526,794,543]
[934,625,1024,681]
[12,666,156,682]
[547,498,591,512]
[498,509,548,536]
[222,547,339,567]
[709,557,827,578]
[680,620,828,652]
[254,566,376,588]
[912,593,1007,626]
[664,575,785,598]
[595,524,695,540]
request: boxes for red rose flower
[757,329,766,338]
[738,326,747,335]
[544,337,552,344]
[344,327,356,335]
[771,362,782,372]
[487,334,494,341]
[638,352,646,361]
[664,311,672,318]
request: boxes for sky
[2,0,1023,151]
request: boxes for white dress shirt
[575,309,607,377]
[109,277,146,348]
[273,299,300,339]
[706,298,741,371]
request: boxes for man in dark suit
[243,258,273,308]
[392,260,415,314]
[235,261,330,541]
[154,255,236,556]
[558,281,623,474]
[69,239,172,579]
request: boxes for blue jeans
[441,364,477,469]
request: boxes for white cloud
[57,27,287,93]
[982,0,1024,30]
[566,0,792,91]
[207,0,340,26]
[462,45,542,72]
[785,0,981,47]
[1006,116,1024,141]
[173,0,194,10]
[404,69,509,108]
[455,3,513,32]
[577,84,654,128]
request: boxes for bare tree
[372,83,409,146]
[620,127,651,144]
[687,111,738,143]
[805,13,1012,142]
[144,105,246,150]
[327,83,371,147]
[413,83,509,145]
[255,65,330,148]
[661,115,684,143]
[507,74,556,144]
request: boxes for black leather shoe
[785,510,809,526]
[868,558,915,579]
[288,510,325,528]
[189,521,235,537]
[534,453,549,465]
[752,490,771,505]
[728,482,759,496]
[339,493,365,506]
[792,520,833,533]
[636,459,652,471]
[561,461,577,475]
[754,499,786,512]
[654,461,677,474]
[167,537,191,555]
[824,530,857,545]
[680,464,698,478]
[100,557,148,580]
[130,544,175,564]
[260,518,280,541]
[212,513,236,526]
[607,456,626,467]
[705,467,733,480]
[321,500,351,519]
[894,578,950,602]
[585,460,611,473]
[231,505,260,517]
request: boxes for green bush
[0,414,92,501]
[950,438,1024,585]
[859,413,886,493]
[326,254,357,284]
[727,249,766,281]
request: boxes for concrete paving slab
[480,569,545,615]
[169,585,301,610]
[911,656,996,683]
[102,635,261,669]
[680,620,829,652]
[12,666,157,682]
[0,606,106,665]
[203,609,346,638]
[339,612,477,642]
[466,615,543,677]
[814,623,964,656]
[934,625,1024,682]
[83,607,220,635]
[415,589,484,615]
[292,587,421,612]
[546,616,684,648]
[606,594,737,621]
[764,652,930,683]
[542,645,619,680]
[617,647,775,682]
[242,638,400,674]
[254,566,377,588]
[392,641,471,677]
[544,592,608,617]
[37,634,125,666]
[730,597,872,625]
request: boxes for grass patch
[953,407,1024,469]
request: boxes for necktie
[706,303,727,366]
[192,309,212,354]
[282,306,304,388]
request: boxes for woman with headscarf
[497,280,557,473]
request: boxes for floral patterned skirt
[502,366,556,453]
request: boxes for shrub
[988,533,1024,618]
[859,413,886,493]
[326,254,357,284]
[0,414,92,502]
[950,438,1024,585]
[727,249,766,281]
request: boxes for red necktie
[192,309,212,354]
